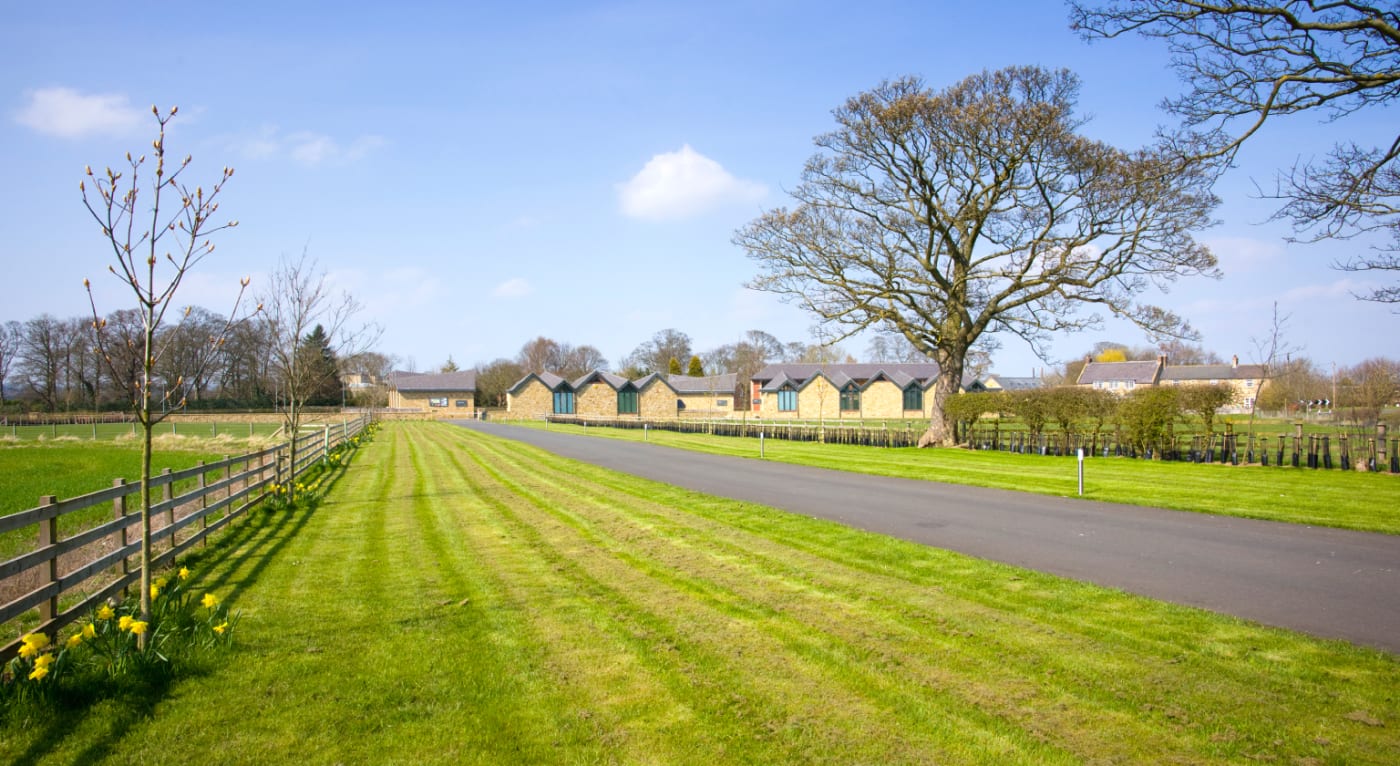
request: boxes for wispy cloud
[228,125,384,166]
[492,277,533,298]
[617,145,766,220]
[1202,235,1285,273]
[15,87,146,138]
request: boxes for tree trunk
[919,360,964,448]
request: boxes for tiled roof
[751,363,942,384]
[390,371,476,391]
[666,373,737,394]
[506,371,567,394]
[571,371,629,390]
[1076,361,1161,385]
[1161,363,1267,381]
[983,375,1045,391]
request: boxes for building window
[1126,381,1135,390]
[617,390,638,414]
[1246,380,1256,388]
[777,388,797,412]
[455,400,468,408]
[716,399,728,407]
[428,397,448,408]
[903,385,923,411]
[840,383,860,411]
[553,390,575,414]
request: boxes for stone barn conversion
[387,371,477,416]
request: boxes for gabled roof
[1076,360,1161,386]
[390,371,476,392]
[571,370,629,390]
[751,362,942,385]
[632,372,670,391]
[506,371,568,394]
[666,373,737,395]
[1161,363,1267,382]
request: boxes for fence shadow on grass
[1,445,363,764]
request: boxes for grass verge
[510,420,1400,534]
[4,421,1394,764]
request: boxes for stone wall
[507,379,554,418]
[639,381,679,419]
[860,380,906,419]
[576,382,619,418]
[797,379,839,420]
[390,389,474,417]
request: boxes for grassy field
[0,438,258,562]
[0,420,284,442]
[5,421,1395,764]
[512,421,1400,534]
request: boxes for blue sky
[3,0,1394,377]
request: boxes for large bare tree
[259,253,378,505]
[82,106,246,641]
[1069,1,1400,304]
[0,320,18,406]
[736,67,1220,445]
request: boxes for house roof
[981,374,1045,391]
[666,373,737,395]
[390,371,476,392]
[506,371,568,394]
[752,363,951,395]
[1076,360,1161,385]
[571,370,629,390]
[1161,363,1267,381]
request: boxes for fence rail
[0,413,371,660]
[542,415,1400,473]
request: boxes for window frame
[776,387,797,412]
[839,383,861,412]
[903,384,923,411]
[552,390,576,415]
[617,389,639,415]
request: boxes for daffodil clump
[265,422,376,510]
[2,564,237,711]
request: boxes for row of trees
[0,309,368,413]
[734,3,1398,445]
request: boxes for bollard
[1077,448,1084,496]
[760,430,765,459]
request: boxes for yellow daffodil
[97,604,115,621]
[156,576,168,589]
[67,633,83,649]
[201,593,220,610]
[213,622,228,635]
[34,653,54,669]
[82,622,96,639]
[150,584,161,599]
[28,665,49,681]
[119,615,134,631]
[19,633,49,658]
[129,620,148,636]
[179,567,191,580]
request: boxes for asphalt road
[452,420,1400,653]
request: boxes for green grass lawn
[5,421,1395,764]
[0,440,246,562]
[0,420,284,441]
[515,420,1400,534]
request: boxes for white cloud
[15,87,146,138]
[492,278,533,298]
[228,126,384,166]
[1202,236,1284,273]
[617,145,767,220]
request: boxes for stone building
[750,363,943,420]
[386,371,476,416]
[1076,355,1267,413]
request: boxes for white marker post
[1077,447,1085,496]
[644,423,648,442]
[760,430,765,459]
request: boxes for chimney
[1232,355,1238,369]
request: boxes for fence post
[113,478,129,581]
[323,425,331,465]
[198,460,209,546]
[160,467,174,549]
[1378,424,1389,470]
[38,495,58,622]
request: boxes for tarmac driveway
[452,420,1400,653]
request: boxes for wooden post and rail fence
[0,413,371,661]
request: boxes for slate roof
[1076,360,1162,386]
[752,363,944,392]
[571,370,630,390]
[666,373,738,395]
[1161,363,1266,382]
[506,371,567,394]
[981,375,1045,391]
[390,371,476,391]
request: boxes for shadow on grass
[0,445,366,763]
